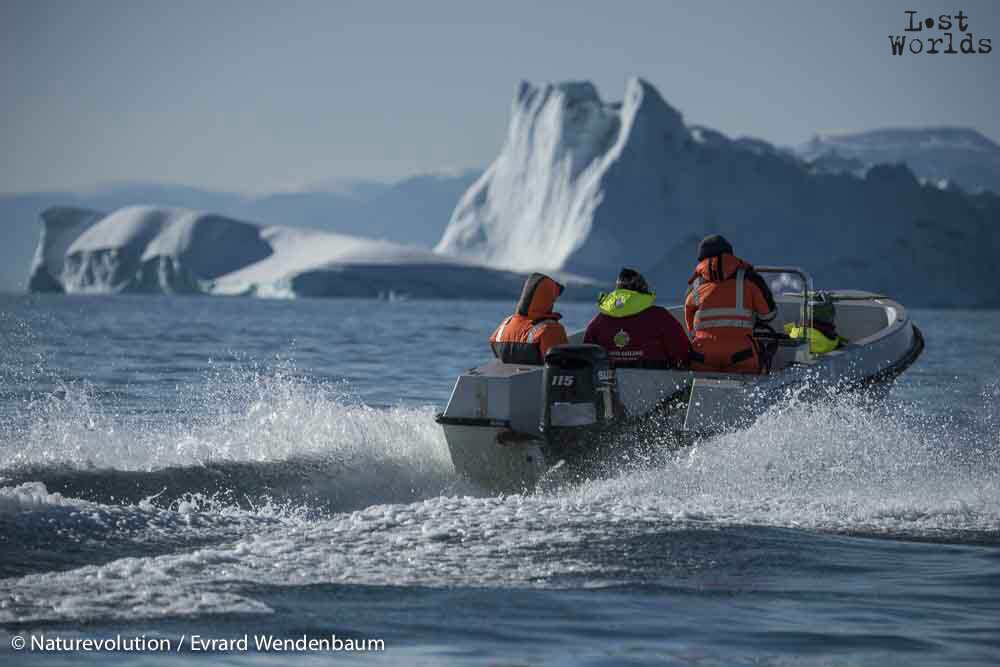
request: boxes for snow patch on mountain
[798,127,1000,194]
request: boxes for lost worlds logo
[890,10,992,55]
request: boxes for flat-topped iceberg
[28,205,590,299]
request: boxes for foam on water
[568,393,1000,535]
[0,364,480,583]
[3,389,998,624]
[1,365,472,513]
[6,364,439,468]
[0,478,308,579]
[0,481,78,515]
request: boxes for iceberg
[436,78,689,277]
[27,207,105,293]
[29,205,592,300]
[56,207,273,294]
[3,171,481,294]
[436,78,1000,308]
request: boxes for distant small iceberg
[377,289,410,302]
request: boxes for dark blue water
[1,294,998,665]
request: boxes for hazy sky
[2,0,998,194]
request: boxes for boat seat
[834,303,891,342]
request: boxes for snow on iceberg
[27,207,105,292]
[55,206,273,294]
[435,77,1000,308]
[28,205,592,300]
[436,78,688,277]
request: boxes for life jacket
[489,273,568,365]
[596,288,656,318]
[784,324,848,354]
[684,254,776,373]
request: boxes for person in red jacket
[685,234,776,374]
[584,268,691,368]
[489,273,569,364]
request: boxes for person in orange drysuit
[685,235,777,374]
[489,273,569,364]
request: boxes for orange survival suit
[685,254,777,374]
[489,273,569,365]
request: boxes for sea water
[0,293,998,665]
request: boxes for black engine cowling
[541,345,618,446]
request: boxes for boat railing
[754,266,814,363]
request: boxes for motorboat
[435,267,924,494]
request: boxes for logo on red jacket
[613,329,630,349]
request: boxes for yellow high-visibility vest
[784,323,845,354]
[597,289,656,318]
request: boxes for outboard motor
[541,345,619,455]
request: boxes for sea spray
[565,391,1000,535]
[2,378,998,625]
[1,361,471,513]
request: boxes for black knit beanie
[616,267,650,294]
[697,234,734,261]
